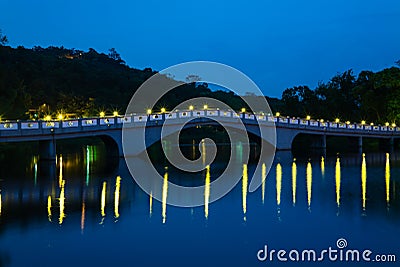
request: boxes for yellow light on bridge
[320,119,324,123]
[335,118,340,123]
[57,113,64,120]
[113,111,119,116]
[189,105,194,111]
[385,122,389,127]
[345,121,350,125]
[146,109,152,115]
[99,111,105,117]
[241,108,246,113]
[361,120,366,125]
[44,115,51,121]
[370,123,374,126]
[306,115,311,120]
[160,108,166,113]
[392,123,396,127]
[275,112,280,117]
[203,104,208,110]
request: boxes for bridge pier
[358,136,363,152]
[39,139,56,161]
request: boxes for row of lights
[275,112,396,127]
[41,108,397,127]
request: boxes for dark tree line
[0,44,249,119]
[280,67,400,124]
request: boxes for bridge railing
[0,110,399,135]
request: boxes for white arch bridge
[0,110,398,160]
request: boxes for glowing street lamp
[385,122,389,127]
[335,118,340,123]
[113,111,119,116]
[203,105,208,110]
[370,123,374,126]
[160,108,166,113]
[361,120,366,125]
[392,123,396,127]
[147,109,152,115]
[346,121,350,125]
[306,115,311,120]
[44,115,51,121]
[189,105,194,111]
[275,112,280,117]
[241,108,246,113]
[57,113,64,120]
[99,111,105,118]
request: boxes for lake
[0,143,398,266]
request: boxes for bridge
[0,109,398,160]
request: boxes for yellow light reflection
[0,193,2,216]
[321,156,325,178]
[47,195,52,221]
[242,164,248,221]
[114,176,121,219]
[335,158,341,207]
[361,153,367,210]
[385,153,390,205]
[276,163,282,206]
[149,192,153,217]
[59,180,65,224]
[101,181,107,217]
[306,162,312,208]
[162,170,168,224]
[262,163,266,204]
[205,165,210,219]
[292,160,297,205]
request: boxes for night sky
[1,0,399,97]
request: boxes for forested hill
[0,45,157,119]
[0,43,399,125]
[0,45,270,120]
[279,67,400,124]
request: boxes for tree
[108,48,125,64]
[0,29,8,45]
[395,60,400,67]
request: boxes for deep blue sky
[1,0,399,97]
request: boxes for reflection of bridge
[0,110,399,159]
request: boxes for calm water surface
[0,144,399,267]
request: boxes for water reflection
[276,163,282,206]
[292,160,297,206]
[59,155,63,188]
[0,146,398,237]
[114,176,121,219]
[306,162,312,209]
[261,163,266,204]
[335,158,341,207]
[386,153,390,205]
[149,192,153,217]
[101,181,107,218]
[362,153,367,211]
[321,156,325,178]
[162,169,168,224]
[205,165,210,219]
[242,164,248,221]
[47,195,52,222]
[59,180,66,225]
